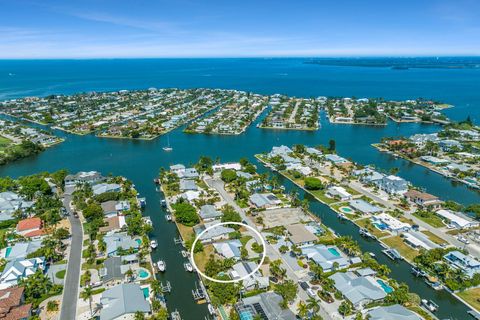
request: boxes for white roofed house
[179,179,198,191]
[436,209,479,229]
[301,245,351,272]
[199,204,222,222]
[99,283,151,320]
[194,221,235,243]
[371,213,411,234]
[169,164,186,175]
[0,192,33,221]
[379,175,409,195]
[249,193,282,209]
[178,168,199,179]
[230,261,269,291]
[213,239,242,259]
[329,272,387,308]
[326,186,352,201]
[64,171,104,186]
[92,183,122,196]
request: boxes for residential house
[3,240,42,261]
[64,171,104,186]
[438,139,462,151]
[235,292,296,320]
[444,251,480,278]
[213,240,242,259]
[99,256,133,285]
[194,221,235,243]
[379,175,409,195]
[326,186,352,201]
[285,224,317,247]
[329,272,387,308]
[301,245,351,272]
[349,199,382,215]
[325,154,349,165]
[371,213,410,233]
[99,216,127,233]
[249,193,282,209]
[178,168,199,179]
[404,190,443,209]
[352,168,384,185]
[0,287,32,320]
[16,217,44,238]
[99,283,151,320]
[230,262,269,291]
[179,179,198,191]
[366,304,422,320]
[169,164,186,175]
[199,205,222,222]
[436,209,479,229]
[0,192,33,222]
[0,257,45,289]
[104,233,139,256]
[93,183,122,196]
[212,163,242,171]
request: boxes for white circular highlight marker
[190,221,267,283]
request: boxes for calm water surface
[0,58,479,319]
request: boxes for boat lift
[173,236,183,245]
[160,281,172,293]
[192,282,206,301]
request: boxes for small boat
[425,276,443,290]
[184,262,193,272]
[368,252,376,258]
[181,250,188,258]
[160,199,167,207]
[157,260,166,272]
[337,213,347,220]
[153,178,160,184]
[171,310,181,320]
[208,304,216,315]
[411,266,427,278]
[382,248,402,260]
[359,228,375,239]
[165,214,172,221]
[150,240,158,249]
[421,299,438,312]
[163,135,173,152]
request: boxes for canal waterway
[0,58,479,319]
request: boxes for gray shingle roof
[100,283,150,320]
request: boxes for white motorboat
[421,299,438,312]
[157,260,166,272]
[184,262,193,272]
[181,250,188,258]
[208,304,216,315]
[150,240,158,249]
[165,214,172,221]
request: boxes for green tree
[172,201,199,226]
[274,280,298,308]
[221,169,237,182]
[80,286,94,317]
[304,177,324,190]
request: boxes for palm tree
[306,296,320,314]
[80,286,94,317]
[297,301,309,319]
[125,268,134,282]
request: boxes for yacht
[157,260,166,272]
[184,262,193,272]
[421,299,438,313]
[150,240,158,249]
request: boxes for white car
[307,288,316,298]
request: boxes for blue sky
[0,0,479,58]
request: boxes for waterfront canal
[0,111,477,319]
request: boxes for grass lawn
[240,235,253,246]
[343,186,361,196]
[176,223,194,241]
[421,230,448,245]
[0,136,12,152]
[383,236,420,262]
[193,244,214,273]
[458,288,480,312]
[55,270,66,279]
[413,212,445,228]
[355,218,389,238]
[308,190,337,205]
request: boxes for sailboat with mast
[163,134,173,151]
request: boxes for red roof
[16,217,42,232]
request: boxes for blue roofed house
[329,272,387,308]
[325,154,349,165]
[301,245,351,272]
[93,183,122,196]
[199,205,222,222]
[349,199,382,215]
[213,239,242,259]
[104,232,139,256]
[0,192,34,221]
[352,168,384,185]
[3,240,43,261]
[99,283,151,320]
[0,257,46,289]
[444,251,480,278]
[438,139,462,151]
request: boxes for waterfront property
[99,283,151,320]
[235,292,296,320]
[329,272,387,308]
[444,251,480,278]
[260,95,320,130]
[301,244,352,272]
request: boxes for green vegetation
[413,210,445,228]
[172,201,200,226]
[304,177,324,190]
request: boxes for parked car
[307,288,316,298]
[299,281,309,290]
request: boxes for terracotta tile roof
[16,217,42,232]
[23,229,45,238]
[0,287,31,319]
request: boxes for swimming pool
[373,222,388,230]
[339,206,353,214]
[328,247,341,257]
[135,238,142,245]
[377,279,393,293]
[142,287,150,299]
[137,268,151,280]
[4,247,12,258]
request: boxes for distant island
[304,57,480,70]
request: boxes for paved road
[60,195,84,320]
[206,177,334,320]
